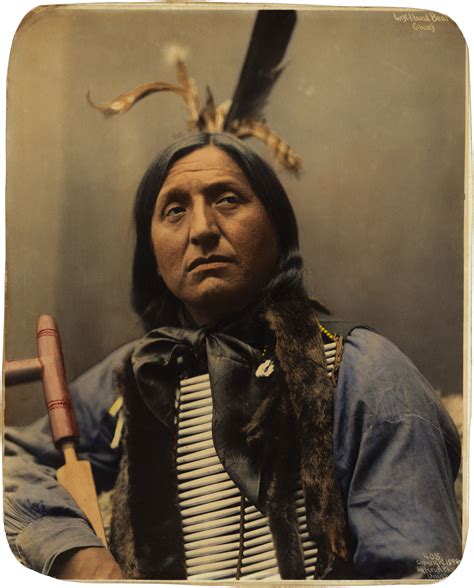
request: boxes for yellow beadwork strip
[318,324,336,341]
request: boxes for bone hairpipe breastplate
[175,341,338,581]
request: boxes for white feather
[163,44,189,66]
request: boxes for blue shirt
[3,328,462,578]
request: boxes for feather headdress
[87,10,302,174]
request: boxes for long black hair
[132,132,307,330]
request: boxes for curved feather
[235,120,302,174]
[87,82,184,116]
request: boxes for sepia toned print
[3,4,467,583]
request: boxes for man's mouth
[187,255,235,272]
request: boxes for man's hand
[51,546,124,580]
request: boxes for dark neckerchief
[130,306,273,508]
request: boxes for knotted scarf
[130,320,271,508]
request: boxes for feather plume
[224,10,297,130]
[87,10,302,174]
[175,59,200,127]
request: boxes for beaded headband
[87,10,302,175]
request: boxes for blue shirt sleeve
[3,340,136,575]
[333,328,462,579]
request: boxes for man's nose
[189,203,220,247]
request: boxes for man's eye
[165,205,186,218]
[217,194,240,206]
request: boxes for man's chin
[183,283,249,325]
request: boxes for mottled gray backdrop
[5,6,466,424]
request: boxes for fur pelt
[109,362,186,579]
[265,300,350,571]
[108,299,351,579]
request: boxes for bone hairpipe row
[175,368,331,581]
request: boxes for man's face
[151,145,279,325]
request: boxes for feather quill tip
[86,91,130,116]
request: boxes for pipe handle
[36,315,78,444]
